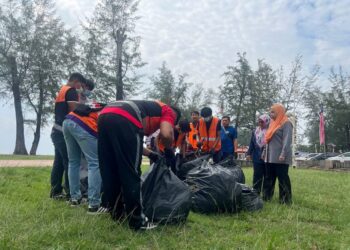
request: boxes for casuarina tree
[82,0,145,101]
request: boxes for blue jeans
[63,119,101,207]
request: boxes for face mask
[76,87,83,94]
[204,116,212,122]
[83,90,91,97]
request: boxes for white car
[296,153,319,161]
[326,152,350,162]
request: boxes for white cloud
[1,0,350,154]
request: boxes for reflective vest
[54,85,75,126]
[55,85,72,103]
[188,122,199,150]
[198,117,221,152]
[66,111,99,138]
[157,131,186,153]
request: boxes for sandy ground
[0,159,150,167]
[0,160,54,167]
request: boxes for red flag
[319,106,325,145]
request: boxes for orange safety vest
[66,111,99,138]
[55,85,72,103]
[188,122,199,150]
[157,132,186,153]
[198,117,221,152]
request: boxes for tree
[220,53,253,128]
[82,0,145,101]
[276,55,306,113]
[148,62,192,109]
[0,0,36,155]
[22,0,79,155]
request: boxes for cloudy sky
[0,0,349,154]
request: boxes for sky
[0,0,349,155]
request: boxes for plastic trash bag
[237,183,263,212]
[215,156,245,184]
[184,160,242,214]
[142,159,192,224]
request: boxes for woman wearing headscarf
[263,104,293,204]
[246,114,270,195]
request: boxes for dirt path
[0,160,54,167]
[0,159,150,167]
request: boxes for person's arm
[159,121,174,149]
[233,128,238,153]
[66,88,79,112]
[279,122,293,161]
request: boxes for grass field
[0,166,349,249]
[0,154,54,160]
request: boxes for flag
[319,105,325,145]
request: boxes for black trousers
[50,129,69,197]
[263,163,292,204]
[252,161,266,195]
[98,114,144,229]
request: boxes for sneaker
[50,193,66,200]
[140,217,158,230]
[67,198,81,207]
[87,206,109,215]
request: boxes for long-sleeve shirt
[247,129,264,164]
[265,121,293,165]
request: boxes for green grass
[0,154,54,160]
[0,167,349,249]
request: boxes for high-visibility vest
[54,85,75,126]
[66,111,99,138]
[188,122,199,150]
[198,117,221,152]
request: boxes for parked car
[296,153,318,161]
[306,153,340,161]
[326,152,350,162]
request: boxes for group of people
[50,72,292,231]
[247,104,293,204]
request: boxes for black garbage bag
[176,154,211,180]
[237,183,263,212]
[215,156,245,184]
[185,161,242,214]
[142,159,192,224]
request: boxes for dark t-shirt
[54,88,78,126]
[205,119,221,132]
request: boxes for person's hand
[148,151,161,163]
[279,155,285,161]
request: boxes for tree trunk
[9,56,28,155]
[116,37,124,100]
[30,78,44,155]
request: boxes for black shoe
[67,198,81,207]
[87,206,110,215]
[140,218,158,230]
[50,193,66,200]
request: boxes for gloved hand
[148,151,161,163]
[164,148,176,168]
